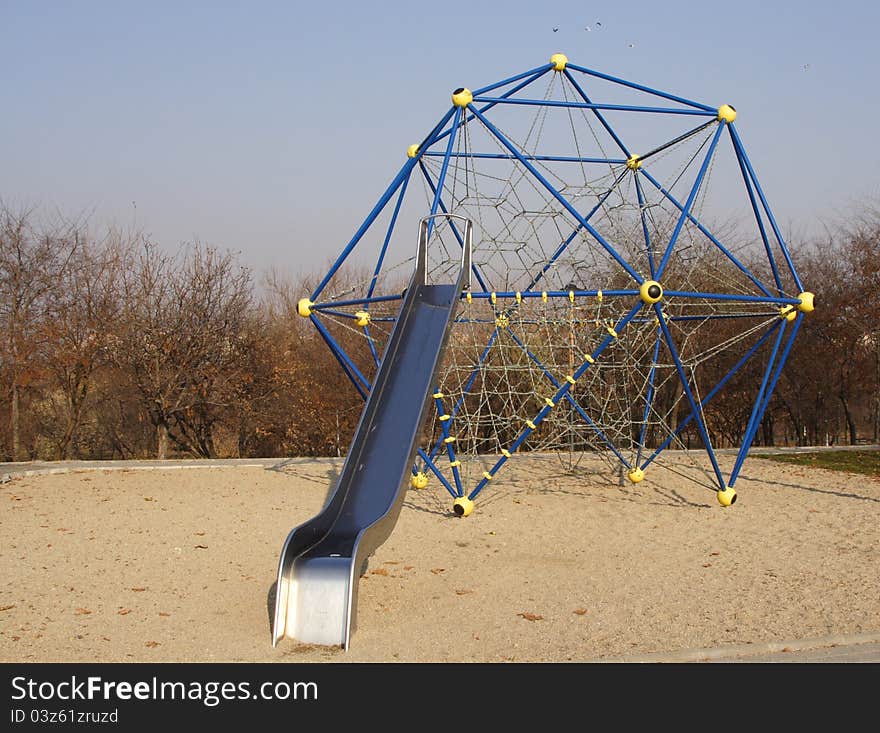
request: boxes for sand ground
[1,452,878,663]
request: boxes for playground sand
[1,453,878,663]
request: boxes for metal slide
[272,214,472,649]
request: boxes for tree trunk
[10,381,20,461]
[761,413,775,447]
[157,421,169,459]
[839,394,858,445]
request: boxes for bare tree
[41,227,129,458]
[0,204,75,460]
[111,240,253,458]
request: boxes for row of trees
[0,204,364,461]
[1,202,878,461]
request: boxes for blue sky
[2,1,878,279]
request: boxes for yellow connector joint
[585,355,596,364]
[354,310,371,327]
[433,391,444,399]
[482,472,494,481]
[779,305,797,322]
[566,375,577,384]
[796,291,815,313]
[439,414,451,422]
[501,449,511,458]
[550,53,568,71]
[452,87,473,107]
[444,436,456,444]
[544,397,555,408]
[526,420,536,430]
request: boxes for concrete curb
[594,631,880,663]
[0,457,343,479]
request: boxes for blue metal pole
[468,104,644,283]
[427,328,500,462]
[658,312,782,322]
[639,168,774,298]
[633,172,656,278]
[429,68,551,149]
[430,392,464,496]
[421,151,627,164]
[663,290,799,305]
[310,107,456,301]
[572,302,644,381]
[562,69,631,156]
[311,162,414,301]
[311,293,403,310]
[640,319,783,469]
[728,125,804,292]
[655,123,727,279]
[728,314,803,487]
[566,63,716,112]
[363,324,381,368]
[655,303,726,489]
[416,448,458,499]
[428,106,462,233]
[366,174,410,299]
[523,169,630,293]
[728,130,783,294]
[505,328,630,464]
[310,315,369,400]
[726,318,788,484]
[465,289,639,299]
[472,97,715,116]
[472,64,554,96]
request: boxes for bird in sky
[552,26,559,32]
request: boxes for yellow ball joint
[639,280,663,304]
[779,305,797,322]
[717,104,737,123]
[297,298,314,317]
[453,496,475,517]
[550,53,568,71]
[717,486,737,506]
[797,291,815,313]
[627,467,645,484]
[452,87,473,107]
[626,154,642,170]
[410,471,429,490]
[354,310,371,327]
[406,144,419,159]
